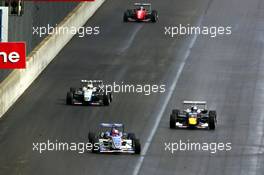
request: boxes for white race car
[88,123,141,154]
[66,80,112,106]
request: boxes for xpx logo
[0,42,26,69]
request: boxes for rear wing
[81,80,103,83]
[183,101,207,105]
[133,3,152,12]
[182,101,207,110]
[134,3,151,6]
[100,123,124,128]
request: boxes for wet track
[0,0,264,175]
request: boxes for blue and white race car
[88,123,141,154]
[170,101,217,130]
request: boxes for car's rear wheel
[123,11,129,22]
[88,132,99,153]
[88,132,96,142]
[109,93,113,102]
[92,138,99,153]
[70,87,76,93]
[134,139,141,154]
[208,111,217,130]
[151,10,158,22]
[170,114,177,129]
[127,133,136,140]
[172,109,180,115]
[103,94,110,106]
[66,92,73,105]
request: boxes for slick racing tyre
[88,132,99,153]
[66,92,73,105]
[70,87,76,93]
[208,111,217,130]
[127,133,136,140]
[170,109,179,129]
[172,109,180,115]
[109,93,113,102]
[88,132,96,143]
[123,11,129,22]
[151,10,158,22]
[134,139,141,154]
[103,93,110,106]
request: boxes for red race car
[123,3,158,23]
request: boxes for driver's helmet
[191,106,198,112]
[111,128,119,136]
[87,83,93,89]
[140,6,144,10]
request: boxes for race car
[170,101,217,130]
[66,80,112,106]
[88,123,141,154]
[123,3,158,23]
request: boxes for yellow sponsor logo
[188,117,197,125]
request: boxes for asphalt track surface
[0,0,264,175]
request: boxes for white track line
[119,25,143,53]
[132,21,201,175]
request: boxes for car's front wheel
[134,139,141,154]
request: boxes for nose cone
[112,136,122,149]
[136,10,145,20]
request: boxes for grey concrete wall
[0,1,78,81]
[0,1,106,118]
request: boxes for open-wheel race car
[123,3,158,23]
[88,123,141,154]
[170,101,217,130]
[66,80,112,106]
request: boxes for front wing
[97,139,135,153]
[98,149,135,154]
[72,98,103,106]
[127,17,152,22]
[175,122,209,129]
